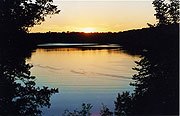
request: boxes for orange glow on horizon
[81,27,96,33]
[30,1,156,33]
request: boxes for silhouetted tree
[63,103,93,116]
[152,0,169,25]
[113,49,178,115]
[133,45,178,114]
[114,92,133,115]
[0,0,60,33]
[169,0,179,23]
[113,23,179,115]
[0,47,58,115]
[152,0,179,26]
[100,104,113,116]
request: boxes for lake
[26,43,140,115]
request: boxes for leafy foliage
[152,0,179,26]
[114,45,179,115]
[0,47,58,115]
[168,0,180,23]
[100,104,113,116]
[153,0,170,25]
[131,48,179,115]
[63,103,93,116]
[114,92,133,116]
[0,0,60,33]
[113,22,179,115]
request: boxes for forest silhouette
[0,0,179,115]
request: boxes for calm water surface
[27,44,139,115]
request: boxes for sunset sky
[30,0,156,33]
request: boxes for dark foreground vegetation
[0,46,59,115]
[113,24,179,115]
[0,0,179,115]
[0,0,60,115]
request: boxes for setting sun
[30,1,157,33]
[82,27,96,33]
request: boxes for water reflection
[27,47,139,115]
[29,47,139,87]
[0,47,58,115]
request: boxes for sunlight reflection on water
[27,44,140,115]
